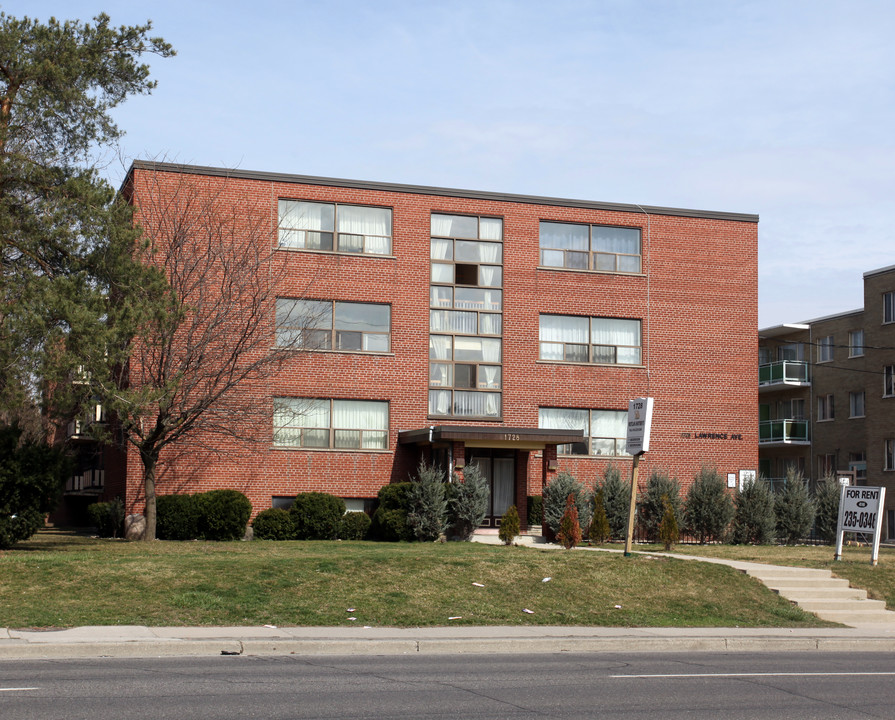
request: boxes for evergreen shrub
[339,511,371,540]
[775,469,815,544]
[370,482,413,541]
[638,470,681,542]
[447,463,489,541]
[156,493,200,540]
[659,494,679,550]
[252,507,295,540]
[196,489,252,541]
[732,478,776,544]
[588,488,611,544]
[814,475,841,544]
[526,496,543,527]
[543,472,590,534]
[499,504,520,545]
[598,464,629,540]
[684,465,734,544]
[87,498,125,538]
[557,494,582,549]
[407,462,448,541]
[290,492,345,540]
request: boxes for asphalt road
[2,651,894,719]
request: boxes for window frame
[277,199,393,256]
[273,397,389,450]
[849,391,865,418]
[276,298,391,353]
[884,291,895,325]
[539,221,642,274]
[848,329,865,357]
[538,407,631,457]
[539,314,642,366]
[817,335,834,363]
[884,365,895,397]
[885,439,895,472]
[817,393,834,421]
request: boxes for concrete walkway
[3,545,894,659]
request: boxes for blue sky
[11,0,895,327]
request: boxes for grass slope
[0,531,833,629]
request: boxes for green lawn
[634,542,895,611]
[0,530,836,629]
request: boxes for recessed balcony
[758,361,810,391]
[759,419,810,446]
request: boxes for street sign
[835,485,886,565]
[626,397,654,456]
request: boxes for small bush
[87,498,125,538]
[156,494,200,540]
[638,470,681,542]
[658,494,679,551]
[814,475,841,544]
[684,465,734,544]
[732,478,776,544]
[407,462,448,541]
[448,464,489,541]
[588,489,611,544]
[775,469,815,545]
[252,508,295,540]
[557,494,582,549]
[290,492,345,540]
[499,504,520,545]
[544,472,590,534]
[370,482,413,541]
[598,465,630,541]
[339,511,371,540]
[196,489,252,541]
[527,496,543,526]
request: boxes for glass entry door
[467,451,515,526]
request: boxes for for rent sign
[835,486,886,565]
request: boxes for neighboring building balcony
[66,405,106,440]
[759,419,810,445]
[65,468,104,495]
[758,361,810,391]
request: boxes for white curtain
[429,335,452,360]
[280,200,333,231]
[430,286,453,307]
[430,239,452,260]
[479,365,501,389]
[540,314,588,343]
[455,390,500,417]
[456,240,502,263]
[591,410,626,439]
[333,400,387,430]
[429,390,451,415]
[538,407,588,432]
[478,313,501,335]
[338,205,391,254]
[479,217,502,240]
[591,318,640,347]
[592,226,640,254]
[479,265,502,287]
[539,221,588,250]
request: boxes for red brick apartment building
[62,161,758,530]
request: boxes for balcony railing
[66,468,104,494]
[759,419,810,444]
[759,361,810,387]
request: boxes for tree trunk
[141,452,158,541]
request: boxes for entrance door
[467,451,515,526]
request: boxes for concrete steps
[741,565,895,626]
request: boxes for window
[429,214,503,419]
[539,221,641,273]
[817,394,834,421]
[849,391,865,418]
[817,335,833,363]
[886,439,895,471]
[539,408,630,456]
[818,454,836,478]
[848,329,864,357]
[539,314,642,365]
[278,200,392,255]
[885,365,895,397]
[758,346,771,365]
[885,291,895,324]
[777,342,805,361]
[849,452,867,481]
[276,299,390,352]
[273,398,388,449]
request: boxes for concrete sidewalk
[3,547,895,659]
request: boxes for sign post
[624,397,653,557]
[834,485,886,565]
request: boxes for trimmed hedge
[252,507,296,540]
[290,492,345,540]
[196,489,252,541]
[339,511,371,540]
[156,494,200,541]
[87,498,125,538]
[370,482,413,541]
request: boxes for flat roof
[758,323,810,339]
[864,263,895,279]
[128,161,759,224]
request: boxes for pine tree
[684,465,734,544]
[814,475,841,544]
[732,478,776,544]
[598,464,629,540]
[639,470,681,542]
[658,494,679,551]
[499,505,520,545]
[775,468,815,545]
[588,488,611,544]
[407,462,448,541]
[557,494,582,549]
[544,471,590,535]
[447,463,489,541]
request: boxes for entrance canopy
[398,425,584,450]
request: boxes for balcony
[66,404,106,440]
[65,468,104,495]
[759,361,810,390]
[759,419,810,445]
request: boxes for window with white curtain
[277,299,390,352]
[278,200,392,255]
[539,314,641,365]
[539,221,641,273]
[538,408,630,456]
[273,398,388,449]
